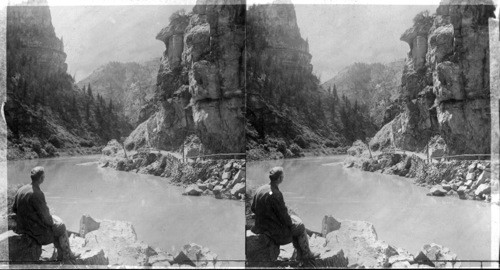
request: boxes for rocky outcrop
[177,159,247,200]
[125,0,245,154]
[246,214,459,268]
[345,151,494,202]
[371,0,496,155]
[2,214,219,267]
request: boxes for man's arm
[251,193,256,213]
[271,192,293,228]
[32,192,54,227]
[12,193,17,214]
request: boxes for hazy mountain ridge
[77,58,160,126]
[321,60,405,127]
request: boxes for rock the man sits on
[251,166,319,262]
[12,166,76,262]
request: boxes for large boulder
[82,219,155,266]
[102,139,122,156]
[429,185,447,196]
[475,183,491,197]
[321,215,341,237]
[347,140,369,157]
[183,184,203,196]
[0,230,42,263]
[230,182,245,197]
[79,214,100,237]
[415,243,460,268]
[173,243,218,267]
[323,220,397,267]
[245,230,280,267]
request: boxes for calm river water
[7,155,244,266]
[248,155,492,266]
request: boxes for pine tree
[108,99,113,113]
[332,84,339,103]
[87,83,93,98]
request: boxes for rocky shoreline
[245,186,460,268]
[246,213,460,268]
[100,140,246,201]
[0,183,221,267]
[247,145,348,161]
[7,144,102,161]
[1,214,220,267]
[344,141,495,203]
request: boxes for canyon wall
[125,0,245,154]
[246,2,349,160]
[371,0,496,155]
[6,0,132,159]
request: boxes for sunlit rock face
[371,0,495,155]
[126,0,245,154]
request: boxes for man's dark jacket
[13,183,54,245]
[251,183,293,245]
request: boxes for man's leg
[290,215,318,261]
[52,215,75,262]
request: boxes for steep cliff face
[7,3,67,76]
[246,2,349,160]
[6,1,131,159]
[77,59,160,126]
[371,0,495,155]
[125,0,245,154]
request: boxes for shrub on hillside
[290,143,302,157]
[48,135,63,148]
[294,135,309,149]
[44,142,57,156]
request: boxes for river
[7,155,244,266]
[247,155,493,267]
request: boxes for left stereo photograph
[0,0,246,267]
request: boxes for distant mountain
[321,60,404,127]
[77,59,160,126]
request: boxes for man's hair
[269,166,284,182]
[30,166,45,182]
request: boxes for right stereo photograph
[245,0,499,268]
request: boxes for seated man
[251,166,319,262]
[12,166,76,263]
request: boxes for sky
[294,4,438,82]
[46,1,496,83]
[49,5,192,81]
